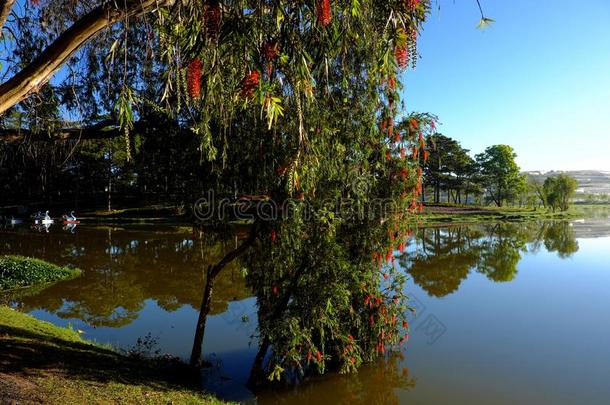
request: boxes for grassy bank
[421,203,608,225]
[0,306,226,404]
[0,256,81,291]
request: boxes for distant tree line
[420,134,578,210]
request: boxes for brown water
[2,219,610,404]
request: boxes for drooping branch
[0,0,174,115]
[0,0,15,35]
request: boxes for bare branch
[0,0,174,115]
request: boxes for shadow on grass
[0,323,200,392]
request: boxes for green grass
[0,255,82,291]
[420,203,601,226]
[0,306,228,404]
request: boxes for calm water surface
[2,219,610,404]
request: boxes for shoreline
[0,306,227,404]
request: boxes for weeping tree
[1,0,490,384]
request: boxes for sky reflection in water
[2,219,610,404]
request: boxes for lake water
[2,219,610,404]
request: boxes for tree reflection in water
[1,226,249,327]
[400,221,579,298]
[256,354,415,405]
[0,220,582,395]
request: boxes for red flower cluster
[187,58,202,99]
[264,41,279,61]
[395,45,409,68]
[204,1,221,38]
[241,70,260,98]
[264,41,280,76]
[406,0,420,11]
[316,0,332,27]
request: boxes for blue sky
[402,0,610,171]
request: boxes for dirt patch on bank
[0,372,43,404]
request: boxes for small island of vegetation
[0,256,82,291]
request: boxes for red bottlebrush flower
[388,117,394,139]
[307,351,313,362]
[400,147,405,159]
[364,295,370,306]
[241,70,260,98]
[395,45,409,68]
[316,0,332,27]
[276,165,288,176]
[409,199,417,212]
[263,41,279,61]
[385,249,393,262]
[400,168,409,178]
[418,132,424,143]
[204,1,221,38]
[270,229,277,243]
[398,242,405,252]
[385,151,392,162]
[412,147,419,160]
[406,0,420,11]
[403,320,409,329]
[410,118,419,130]
[348,334,354,342]
[369,315,375,326]
[387,76,396,89]
[423,150,430,162]
[394,130,401,143]
[264,41,280,76]
[316,350,323,362]
[379,342,385,353]
[187,58,202,99]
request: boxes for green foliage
[0,255,81,291]
[475,145,523,207]
[543,174,578,212]
[421,133,479,203]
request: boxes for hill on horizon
[524,170,610,196]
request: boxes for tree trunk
[247,337,270,389]
[190,265,215,367]
[0,0,174,115]
[189,224,259,367]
